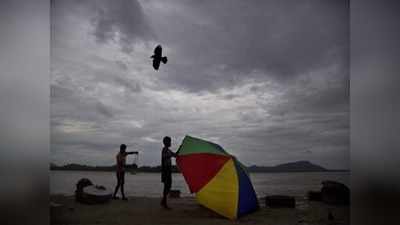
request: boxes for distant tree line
[50,161,348,173]
[50,163,180,173]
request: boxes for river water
[51,170,349,198]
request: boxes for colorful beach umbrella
[176,135,259,219]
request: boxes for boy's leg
[161,182,166,205]
[121,184,126,199]
[113,172,121,198]
[113,183,120,197]
[161,171,166,205]
[120,172,127,200]
[163,181,170,198]
[162,176,172,208]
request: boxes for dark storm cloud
[95,102,114,118]
[144,0,348,93]
[236,113,348,148]
[113,76,142,93]
[115,60,128,71]
[52,0,154,53]
[91,0,155,53]
[265,73,349,116]
[51,83,115,120]
[51,0,349,169]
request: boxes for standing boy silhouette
[113,144,138,200]
[160,136,177,209]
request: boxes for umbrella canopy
[176,135,259,219]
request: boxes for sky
[51,0,349,169]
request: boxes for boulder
[265,195,295,208]
[321,180,350,205]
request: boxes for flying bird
[151,45,168,70]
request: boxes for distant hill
[247,161,330,172]
[50,161,347,173]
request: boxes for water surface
[51,170,349,197]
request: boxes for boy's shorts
[161,169,172,186]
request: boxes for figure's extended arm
[127,151,139,155]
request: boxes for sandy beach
[50,195,349,225]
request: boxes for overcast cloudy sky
[51,0,349,169]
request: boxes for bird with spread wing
[151,45,168,70]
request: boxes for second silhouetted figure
[151,45,168,70]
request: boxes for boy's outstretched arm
[127,151,139,155]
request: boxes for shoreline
[50,195,349,225]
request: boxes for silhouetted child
[161,136,177,209]
[113,144,138,200]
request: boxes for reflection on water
[51,171,349,198]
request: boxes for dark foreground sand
[50,195,349,225]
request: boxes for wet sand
[50,195,349,225]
